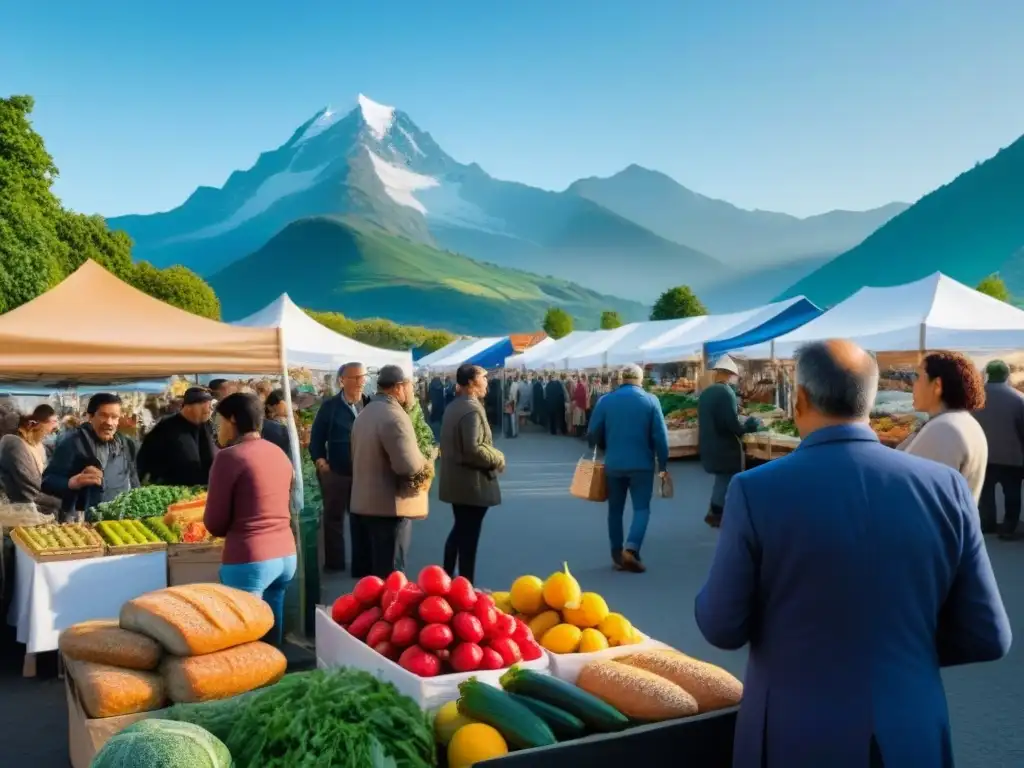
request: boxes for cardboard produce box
[65,669,167,768]
[166,542,223,586]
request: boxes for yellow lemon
[448,723,508,767]
[527,610,562,641]
[541,562,582,610]
[540,623,583,654]
[491,591,513,615]
[509,576,545,615]
[434,700,476,745]
[598,613,633,646]
[578,627,609,653]
[561,592,610,628]
[626,626,643,644]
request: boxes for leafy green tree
[306,309,454,352]
[650,285,707,321]
[130,262,221,319]
[542,307,573,339]
[56,212,134,278]
[976,274,1011,303]
[600,310,623,329]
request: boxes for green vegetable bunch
[97,519,162,547]
[87,485,202,522]
[143,516,179,544]
[657,392,699,416]
[166,669,433,768]
[408,400,436,462]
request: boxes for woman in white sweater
[898,351,988,501]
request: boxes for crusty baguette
[59,620,162,671]
[619,650,743,712]
[161,641,287,703]
[119,584,274,656]
[69,659,167,718]
[576,660,698,721]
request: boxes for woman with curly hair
[899,350,988,501]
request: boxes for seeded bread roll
[576,660,698,721]
[59,620,163,671]
[619,650,743,712]
[162,641,287,703]
[69,659,167,718]
[120,584,274,656]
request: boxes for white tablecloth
[6,547,167,653]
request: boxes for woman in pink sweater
[204,392,296,646]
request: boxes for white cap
[712,355,739,376]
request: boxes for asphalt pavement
[3,426,1023,766]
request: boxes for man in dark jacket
[544,374,567,435]
[137,387,217,486]
[428,375,447,438]
[973,359,1024,538]
[531,375,546,425]
[43,393,140,522]
[697,355,760,528]
[309,362,371,575]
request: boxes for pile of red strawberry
[331,565,544,677]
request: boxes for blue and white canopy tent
[415,337,513,372]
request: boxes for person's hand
[69,467,103,490]
[315,458,329,472]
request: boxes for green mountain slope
[780,134,1024,306]
[208,216,648,334]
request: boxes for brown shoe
[622,549,646,573]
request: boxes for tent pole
[918,322,927,363]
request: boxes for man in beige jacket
[350,364,428,578]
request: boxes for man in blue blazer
[695,340,1011,768]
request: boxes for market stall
[232,292,412,372]
[420,336,513,372]
[415,337,479,369]
[0,262,325,668]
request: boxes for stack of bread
[60,583,288,719]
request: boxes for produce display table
[480,707,738,767]
[743,432,800,461]
[667,426,698,458]
[7,545,167,675]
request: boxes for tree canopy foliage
[976,273,1011,303]
[542,307,574,339]
[600,310,624,329]
[0,94,221,318]
[649,285,707,321]
[306,310,454,353]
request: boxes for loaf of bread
[162,641,287,703]
[619,650,743,712]
[576,660,698,721]
[59,620,163,671]
[119,584,274,656]
[69,659,167,718]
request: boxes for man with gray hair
[695,340,1010,767]
[586,363,669,572]
[309,361,371,576]
[973,359,1024,538]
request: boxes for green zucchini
[457,677,557,749]
[500,666,630,732]
[507,693,586,740]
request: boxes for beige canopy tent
[0,260,283,383]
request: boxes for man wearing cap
[973,359,1024,538]
[137,387,218,487]
[350,364,428,578]
[697,355,761,528]
[309,362,372,575]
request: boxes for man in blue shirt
[587,364,669,572]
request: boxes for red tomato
[447,576,478,611]
[418,596,454,624]
[488,637,522,667]
[452,612,485,644]
[474,591,496,610]
[473,603,499,637]
[366,620,392,648]
[398,645,441,677]
[385,571,408,593]
[391,617,420,647]
[330,594,362,625]
[511,617,533,644]
[518,639,544,662]
[380,589,397,613]
[449,642,484,673]
[417,565,452,597]
[419,623,455,651]
[492,613,517,638]
[373,640,399,661]
[478,647,505,670]
[383,583,425,622]
[352,576,386,605]
[348,607,383,640]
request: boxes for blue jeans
[606,470,654,555]
[220,555,297,647]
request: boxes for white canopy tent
[414,338,478,370]
[507,331,596,370]
[616,297,814,365]
[526,331,605,370]
[233,294,412,372]
[420,336,507,372]
[734,273,1024,358]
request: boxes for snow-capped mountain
[109,95,727,304]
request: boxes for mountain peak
[357,93,395,140]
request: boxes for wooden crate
[11,528,105,563]
[667,426,699,458]
[167,541,223,586]
[743,433,800,462]
[103,541,168,556]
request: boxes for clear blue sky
[3,0,1023,218]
